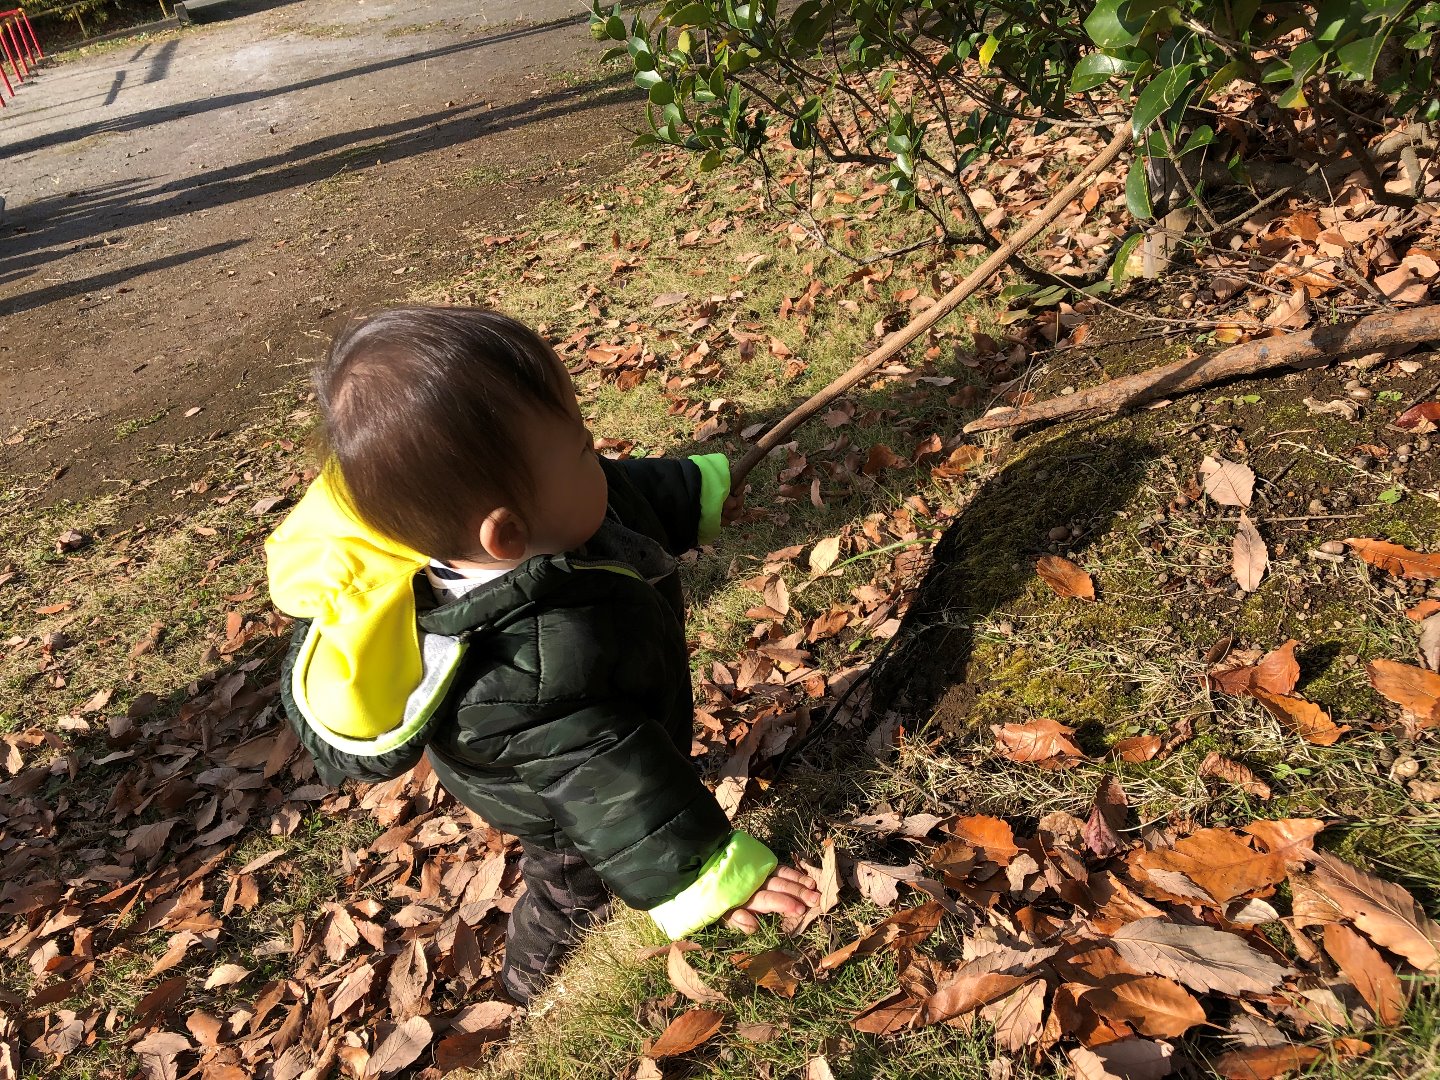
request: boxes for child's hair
[314,306,573,560]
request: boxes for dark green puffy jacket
[275,455,775,935]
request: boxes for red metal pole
[13,10,39,59]
[8,13,31,66]
[0,33,13,100]
[3,20,26,78]
[0,23,20,88]
[18,9,39,60]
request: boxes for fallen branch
[963,305,1440,434]
[730,124,1132,490]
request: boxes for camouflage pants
[499,841,612,1005]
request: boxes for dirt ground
[0,0,637,515]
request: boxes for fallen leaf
[808,536,843,575]
[1233,513,1268,593]
[785,840,840,934]
[946,816,1022,865]
[1213,1045,1324,1079]
[993,718,1085,763]
[667,943,727,1005]
[740,949,804,997]
[1035,555,1095,601]
[1396,402,1440,431]
[1308,851,1440,971]
[1083,777,1129,858]
[652,291,689,308]
[863,444,908,475]
[1069,1038,1174,1079]
[133,1032,190,1080]
[1201,456,1255,508]
[920,969,1031,1026]
[1242,819,1326,867]
[1321,923,1406,1026]
[363,1016,432,1078]
[932,445,985,479]
[1137,829,1284,906]
[648,1009,724,1058]
[1419,615,1440,672]
[978,978,1047,1052]
[1366,658,1440,727]
[1198,753,1273,800]
[804,1056,837,1080]
[1083,975,1206,1038]
[1109,735,1161,762]
[1250,688,1347,745]
[1344,538,1440,580]
[852,991,919,1035]
[1209,640,1301,697]
[203,963,251,990]
[1108,918,1289,995]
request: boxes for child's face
[506,388,609,559]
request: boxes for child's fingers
[723,908,760,934]
[747,885,816,916]
[772,865,818,890]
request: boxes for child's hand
[721,865,820,934]
[721,488,746,525]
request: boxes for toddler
[265,306,817,1005]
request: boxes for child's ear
[478,507,528,563]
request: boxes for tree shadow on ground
[869,426,1157,727]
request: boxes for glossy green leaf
[1336,34,1385,79]
[1131,63,1195,133]
[1111,232,1145,283]
[1085,0,1145,48]
[1071,50,1134,92]
[979,33,1000,70]
[1177,124,1216,156]
[1126,156,1153,219]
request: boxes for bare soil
[0,0,638,520]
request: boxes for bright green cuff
[648,831,777,940]
[689,453,731,546]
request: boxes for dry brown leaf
[785,840,840,935]
[1367,658,1440,728]
[1069,1038,1174,1079]
[992,718,1085,763]
[202,964,251,990]
[1321,923,1406,1026]
[132,1032,190,1080]
[1233,513,1268,593]
[852,991,919,1035]
[1308,851,1440,972]
[1137,829,1284,905]
[821,902,945,971]
[947,816,1022,865]
[1083,975,1206,1038]
[1251,689,1349,746]
[1109,735,1161,762]
[1198,752,1273,800]
[804,1056,837,1080]
[932,445,985,479]
[1035,555,1095,601]
[1242,819,1326,868]
[740,949,804,997]
[920,970,1030,1026]
[808,536,843,575]
[1209,640,1301,697]
[667,943,727,1005]
[863,444,908,475]
[1344,538,1440,580]
[648,1009,724,1058]
[1213,1045,1325,1079]
[978,979,1047,1053]
[1108,918,1289,995]
[1083,776,1129,859]
[1201,456,1256,508]
[363,1016,432,1079]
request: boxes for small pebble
[1048,526,1070,542]
[1189,401,1203,416]
[1398,443,1414,457]
[1420,437,1433,452]
[1344,378,1363,391]
[1392,756,1422,781]
[1348,387,1373,403]
[1060,385,1076,396]
[1308,499,1325,514]
[1318,540,1346,555]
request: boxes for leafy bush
[591,0,1439,225]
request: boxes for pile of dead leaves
[0,651,524,1079]
[633,787,1438,1079]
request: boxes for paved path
[0,0,634,506]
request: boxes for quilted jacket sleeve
[494,694,736,909]
[613,453,731,553]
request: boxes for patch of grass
[45,25,186,65]
[113,410,166,440]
